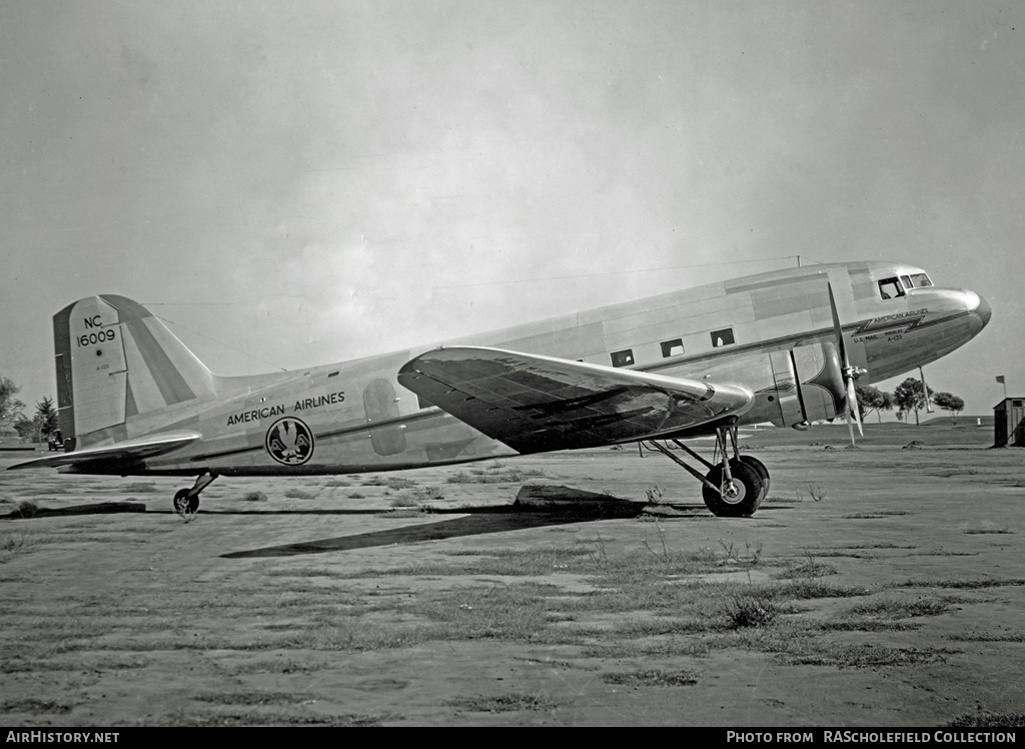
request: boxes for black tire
[737,455,770,503]
[172,488,199,516]
[702,461,764,517]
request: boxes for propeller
[827,282,864,444]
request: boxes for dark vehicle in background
[47,430,64,452]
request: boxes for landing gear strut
[643,424,768,517]
[172,471,217,517]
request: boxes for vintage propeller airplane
[10,261,990,518]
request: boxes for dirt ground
[1,423,1023,727]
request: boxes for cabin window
[661,338,685,358]
[710,328,735,348]
[878,277,905,300]
[611,349,634,367]
[901,275,913,290]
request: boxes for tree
[13,415,38,442]
[35,397,59,441]
[0,376,25,426]
[893,377,932,426]
[856,384,894,423]
[932,392,965,424]
[12,398,59,444]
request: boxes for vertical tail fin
[54,295,216,449]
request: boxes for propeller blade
[848,376,864,437]
[827,282,851,370]
[828,281,862,445]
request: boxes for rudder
[54,295,216,449]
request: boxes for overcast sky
[2,1,1023,419]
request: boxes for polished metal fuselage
[79,261,988,476]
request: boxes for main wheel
[702,461,764,517]
[737,455,770,503]
[172,488,199,516]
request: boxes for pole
[920,366,933,413]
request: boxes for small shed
[994,397,1025,447]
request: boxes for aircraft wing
[7,431,202,471]
[398,347,753,453]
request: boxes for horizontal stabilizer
[8,431,201,471]
[398,346,752,453]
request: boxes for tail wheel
[702,461,764,517]
[172,489,199,516]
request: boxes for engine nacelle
[742,341,847,428]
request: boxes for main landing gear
[643,424,769,517]
[172,471,217,517]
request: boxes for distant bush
[15,501,38,518]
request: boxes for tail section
[54,295,216,450]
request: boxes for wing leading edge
[398,347,753,454]
[8,431,202,472]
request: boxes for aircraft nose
[965,289,992,334]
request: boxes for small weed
[193,691,312,706]
[391,485,444,508]
[446,464,545,484]
[699,539,762,569]
[409,486,445,502]
[221,659,318,675]
[893,578,1025,590]
[156,708,380,727]
[778,579,870,599]
[720,592,778,629]
[283,489,317,500]
[945,713,1025,727]
[794,484,827,503]
[0,698,73,714]
[243,491,268,502]
[602,668,697,687]
[847,598,949,619]
[1,533,31,557]
[789,644,958,669]
[446,693,555,713]
[960,521,1013,535]
[644,485,666,505]
[777,552,836,580]
[641,519,672,562]
[123,482,159,493]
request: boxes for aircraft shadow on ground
[221,503,656,558]
[2,501,147,519]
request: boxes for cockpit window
[898,272,934,291]
[878,277,905,300]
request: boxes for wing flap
[398,347,752,453]
[7,431,202,471]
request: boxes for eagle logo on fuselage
[265,417,314,466]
